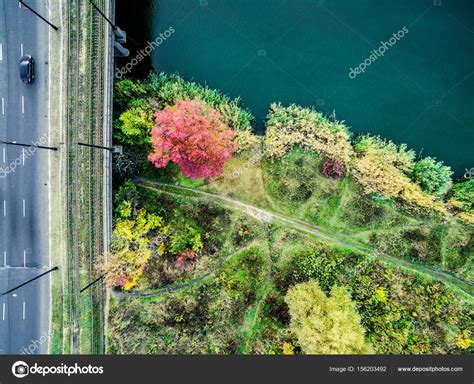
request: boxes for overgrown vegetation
[108,73,473,355]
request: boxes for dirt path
[135,178,474,299]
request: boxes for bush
[115,105,153,146]
[448,179,474,213]
[322,158,345,179]
[285,281,374,354]
[264,103,353,165]
[288,244,345,291]
[348,261,473,354]
[169,224,203,254]
[411,157,452,197]
[354,136,415,173]
[114,79,147,109]
[352,136,445,213]
[263,147,322,204]
[107,208,165,290]
[143,72,253,131]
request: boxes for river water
[119,0,474,176]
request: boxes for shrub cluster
[264,103,353,165]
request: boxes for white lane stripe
[2,148,5,163]
[21,96,24,114]
[3,251,5,267]
[3,200,5,216]
[22,199,26,217]
[1,97,4,114]
[2,303,4,320]
[22,302,25,320]
[0,43,2,62]
[20,43,23,56]
[23,250,26,268]
[22,148,25,165]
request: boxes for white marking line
[20,43,23,56]
[21,96,24,114]
[22,148,25,165]
[2,148,5,163]
[22,199,26,217]
[19,1,21,8]
[23,250,26,268]
[1,97,4,114]
[0,43,2,62]
[3,200,5,216]
[22,302,25,320]
[2,303,4,320]
[3,251,5,267]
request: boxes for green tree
[448,179,474,212]
[170,224,203,254]
[411,157,452,197]
[114,79,147,109]
[114,180,139,218]
[116,106,153,146]
[285,281,373,354]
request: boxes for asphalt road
[0,0,52,354]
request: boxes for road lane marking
[2,148,5,163]
[3,200,5,216]
[2,302,4,320]
[23,250,26,268]
[22,199,26,217]
[23,301,25,320]
[20,43,23,56]
[22,149,25,165]
[3,251,5,267]
[1,97,4,114]
[21,96,24,114]
[0,43,2,62]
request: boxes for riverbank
[146,0,474,176]
[106,72,473,354]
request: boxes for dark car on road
[19,55,35,84]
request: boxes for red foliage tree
[322,158,345,179]
[148,100,238,179]
[175,249,197,271]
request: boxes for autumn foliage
[148,100,238,179]
[322,158,345,179]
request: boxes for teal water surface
[150,0,473,176]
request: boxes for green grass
[200,146,473,281]
[107,220,473,354]
[106,144,473,355]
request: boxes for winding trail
[125,178,474,299]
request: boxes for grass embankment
[135,179,474,299]
[199,146,473,283]
[54,0,109,354]
[107,184,473,355]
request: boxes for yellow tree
[285,281,373,354]
[106,208,165,291]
